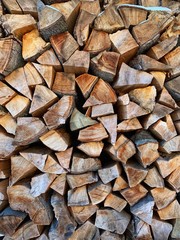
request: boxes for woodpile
[0,0,180,239]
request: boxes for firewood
[150,114,177,141]
[100,231,125,240]
[0,113,17,135]
[144,167,164,188]
[113,176,128,191]
[32,63,55,89]
[171,109,180,121]
[43,95,75,129]
[1,14,37,39]
[67,172,98,189]
[121,184,148,206]
[7,182,53,225]
[50,32,79,63]
[0,131,18,159]
[113,63,153,93]
[106,134,136,163]
[167,166,180,192]
[37,48,62,71]
[160,135,180,154]
[55,147,73,170]
[70,205,98,224]
[78,123,108,142]
[68,185,90,206]
[171,219,180,239]
[110,29,138,62]
[36,230,49,240]
[88,181,112,204]
[63,50,90,75]
[5,95,30,118]
[0,160,10,179]
[69,221,97,240]
[0,179,8,211]
[16,0,38,18]
[14,117,47,146]
[23,62,44,87]
[2,0,22,14]
[74,10,96,46]
[151,71,166,92]
[130,194,154,224]
[157,200,180,220]
[174,120,180,134]
[40,129,70,151]
[104,193,127,212]
[139,0,160,6]
[118,5,148,28]
[0,37,23,77]
[77,141,103,158]
[22,29,50,62]
[71,153,102,174]
[94,5,124,33]
[84,29,111,56]
[50,173,67,195]
[117,118,142,132]
[75,73,98,99]
[95,209,130,234]
[37,1,67,41]
[0,82,16,106]
[90,51,120,82]
[165,76,180,102]
[158,87,179,109]
[43,154,67,174]
[124,162,148,187]
[0,207,27,237]
[30,173,56,197]
[29,85,58,116]
[151,218,173,240]
[10,155,36,186]
[98,163,121,184]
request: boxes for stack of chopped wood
[0,0,180,239]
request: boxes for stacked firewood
[0,0,180,239]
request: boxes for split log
[117,118,142,132]
[77,141,104,157]
[0,82,16,106]
[139,0,160,6]
[0,113,17,135]
[67,172,98,189]
[171,109,180,121]
[80,0,100,16]
[151,218,172,240]
[43,154,67,174]
[144,167,164,188]
[167,166,180,192]
[50,173,67,196]
[160,135,180,154]
[157,200,180,220]
[151,71,166,92]
[100,231,125,240]
[110,29,139,62]
[2,0,22,14]
[55,147,73,170]
[165,76,180,102]
[0,160,11,179]
[98,163,121,184]
[88,181,112,204]
[0,131,18,159]
[113,176,128,191]
[68,185,90,206]
[36,230,49,240]
[171,219,180,239]
[158,87,179,109]
[104,193,127,212]
[174,121,180,134]
[23,62,44,87]
[0,179,9,211]
[16,0,38,18]
[160,14,180,40]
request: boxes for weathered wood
[43,154,67,174]
[55,147,73,171]
[77,141,104,157]
[0,160,11,179]
[151,218,172,240]
[144,167,164,188]
[100,231,125,240]
[113,176,128,191]
[98,163,121,184]
[0,179,8,211]
[0,113,17,135]
[0,131,18,159]
[160,14,180,40]
[0,82,16,106]
[139,0,160,6]
[160,135,180,154]
[68,185,89,206]
[117,118,142,132]
[157,200,180,220]
[171,219,180,239]
[2,0,22,14]
[16,0,38,18]
[50,173,67,195]
[104,193,127,212]
[167,166,180,192]
[80,0,100,16]
[151,71,166,92]
[67,172,98,189]
[165,76,180,102]
[23,62,44,87]
[158,87,178,109]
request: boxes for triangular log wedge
[144,167,164,188]
[77,141,104,157]
[117,118,142,132]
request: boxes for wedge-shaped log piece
[160,14,180,40]
[2,0,22,14]
[43,154,67,174]
[147,36,178,60]
[77,141,103,157]
[151,71,166,92]
[124,161,148,187]
[117,118,142,132]
[158,87,179,110]
[1,14,36,39]
[71,153,101,174]
[63,50,90,75]
[5,67,32,100]
[50,192,76,239]
[121,184,148,206]
[106,134,136,164]
[22,29,50,62]
[84,29,111,56]
[165,76,180,102]
[158,200,180,220]
[98,163,121,184]
[104,193,127,212]
[30,173,56,197]
[68,185,89,206]
[55,147,73,170]
[80,0,100,15]
[151,218,172,240]
[0,82,16,106]
[40,129,70,151]
[36,230,49,240]
[167,166,180,192]
[0,207,27,237]
[50,32,79,63]
[94,5,124,33]
[171,109,180,121]
[75,73,98,99]
[144,167,164,188]
[23,62,44,87]
[0,131,18,159]
[100,231,125,240]
[67,172,98,189]
[95,209,130,234]
[14,117,47,146]
[37,2,67,41]
[0,179,8,211]
[113,63,153,93]
[118,5,147,28]
[7,182,53,225]
[88,181,112,205]
[171,219,180,239]
[37,48,62,71]
[74,10,96,46]
[78,123,108,142]
[10,155,36,186]
[70,205,98,224]
[0,160,11,179]
[113,176,128,191]
[0,113,17,135]
[83,79,117,107]
[90,51,120,82]
[132,130,159,167]
[16,0,38,18]
[50,173,67,196]
[160,135,180,154]
[130,194,154,224]
[139,0,161,6]
[110,29,138,62]
[150,114,177,141]
[69,221,97,240]
[44,95,75,129]
[29,85,58,117]
[0,37,23,77]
